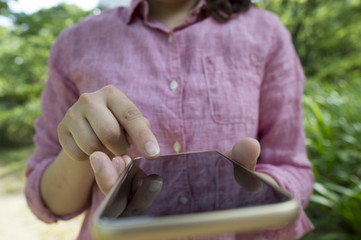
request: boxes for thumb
[231,138,260,171]
[90,151,131,195]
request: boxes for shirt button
[173,141,181,153]
[170,80,178,91]
[168,33,174,43]
[179,195,188,205]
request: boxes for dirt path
[0,190,83,240]
[0,146,85,239]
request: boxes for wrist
[40,150,94,216]
[61,150,94,173]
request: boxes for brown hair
[205,0,252,22]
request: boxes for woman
[25,0,314,239]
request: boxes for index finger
[105,87,160,159]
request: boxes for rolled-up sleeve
[255,16,314,239]
[24,27,81,223]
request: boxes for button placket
[173,141,181,153]
[168,33,174,43]
[170,80,178,91]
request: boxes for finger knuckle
[79,92,94,105]
[83,141,103,154]
[100,127,122,144]
[121,107,142,124]
[64,106,77,120]
[102,85,119,95]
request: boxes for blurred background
[0,0,360,239]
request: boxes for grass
[0,145,34,194]
[300,78,361,240]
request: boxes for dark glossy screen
[101,151,289,219]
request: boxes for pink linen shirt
[25,0,314,239]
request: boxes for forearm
[40,150,94,216]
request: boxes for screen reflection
[102,151,289,219]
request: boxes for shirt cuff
[255,163,314,238]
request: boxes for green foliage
[0,4,91,146]
[0,98,41,146]
[258,0,361,81]
[301,78,361,239]
[303,79,361,184]
[255,1,361,238]
[0,0,10,15]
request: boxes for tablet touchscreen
[101,151,290,218]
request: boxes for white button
[170,80,178,91]
[173,141,181,153]
[179,195,188,205]
[168,33,174,43]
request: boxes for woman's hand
[41,86,161,216]
[223,138,260,171]
[89,152,132,195]
[90,151,163,217]
[224,138,279,191]
[57,85,160,161]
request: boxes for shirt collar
[125,0,145,24]
[125,0,207,24]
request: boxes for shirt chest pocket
[203,55,261,125]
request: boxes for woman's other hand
[57,85,160,162]
[224,138,279,191]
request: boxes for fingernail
[90,153,101,173]
[144,141,160,157]
[148,180,162,193]
[250,138,261,158]
[122,155,132,165]
[111,157,122,171]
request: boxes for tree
[258,0,361,82]
[0,4,91,146]
[0,0,10,15]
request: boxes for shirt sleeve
[254,15,314,239]
[24,27,83,223]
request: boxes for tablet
[92,151,299,240]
